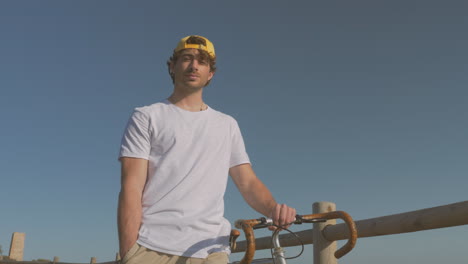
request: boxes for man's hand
[269,203,296,230]
[230,164,297,229]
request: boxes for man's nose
[189,59,199,71]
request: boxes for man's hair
[167,36,217,86]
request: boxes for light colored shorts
[122,243,229,264]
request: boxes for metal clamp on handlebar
[253,217,273,229]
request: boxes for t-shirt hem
[229,159,251,169]
[118,152,149,161]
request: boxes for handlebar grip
[301,211,357,259]
[235,220,258,264]
[234,219,244,229]
[229,229,241,251]
[235,218,263,229]
[332,211,357,259]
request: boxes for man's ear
[208,71,214,81]
[169,61,175,75]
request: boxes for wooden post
[90,257,97,264]
[313,202,337,264]
[53,256,60,263]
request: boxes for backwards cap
[174,35,215,59]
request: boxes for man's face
[171,49,214,89]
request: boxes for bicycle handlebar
[234,211,357,264]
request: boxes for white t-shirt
[119,100,250,258]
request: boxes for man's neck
[168,90,206,112]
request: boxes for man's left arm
[230,163,296,227]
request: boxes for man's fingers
[271,203,296,228]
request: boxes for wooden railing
[2,201,466,264]
[231,200,468,264]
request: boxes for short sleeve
[229,118,251,168]
[119,109,152,160]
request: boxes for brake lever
[294,215,327,224]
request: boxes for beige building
[6,232,25,261]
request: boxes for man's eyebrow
[180,53,194,57]
[180,53,208,61]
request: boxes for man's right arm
[117,157,148,259]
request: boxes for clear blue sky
[1,1,467,263]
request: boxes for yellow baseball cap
[174,35,215,59]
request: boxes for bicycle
[231,211,358,264]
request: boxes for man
[118,35,296,264]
